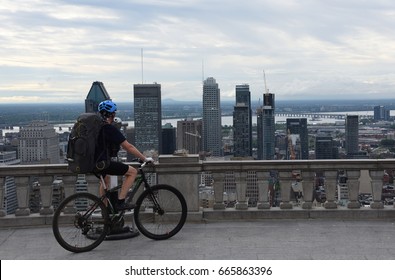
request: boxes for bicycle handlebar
[132,158,154,169]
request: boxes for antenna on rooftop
[263,70,269,94]
[141,48,144,84]
[202,59,205,84]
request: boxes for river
[1,110,394,134]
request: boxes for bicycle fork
[147,190,165,215]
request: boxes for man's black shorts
[100,161,129,177]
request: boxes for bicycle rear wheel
[134,184,187,240]
[52,192,110,253]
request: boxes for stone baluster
[257,171,270,209]
[301,171,314,209]
[62,175,76,198]
[0,177,6,217]
[235,171,248,210]
[279,171,292,209]
[39,175,54,215]
[62,174,77,214]
[86,174,100,197]
[369,170,384,209]
[14,176,30,216]
[347,170,361,209]
[324,170,338,209]
[212,172,225,210]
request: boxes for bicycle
[52,159,188,253]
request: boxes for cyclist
[97,100,153,211]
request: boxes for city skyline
[1,0,395,104]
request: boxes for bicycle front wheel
[134,184,187,240]
[52,192,110,253]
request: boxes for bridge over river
[275,112,373,120]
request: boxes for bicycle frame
[98,161,153,215]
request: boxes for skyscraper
[133,83,162,154]
[257,93,275,160]
[85,81,111,113]
[233,85,252,157]
[286,118,308,160]
[202,77,222,157]
[345,115,359,157]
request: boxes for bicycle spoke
[53,192,109,253]
[134,185,187,240]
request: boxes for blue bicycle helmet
[98,100,117,113]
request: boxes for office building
[18,120,60,164]
[0,151,20,214]
[125,127,136,162]
[176,119,202,154]
[233,85,252,157]
[257,93,276,160]
[286,118,308,160]
[345,115,359,158]
[85,81,111,113]
[133,83,162,154]
[373,105,390,121]
[202,77,222,157]
[162,123,176,155]
[233,105,250,157]
[315,135,334,159]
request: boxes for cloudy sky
[1,0,395,103]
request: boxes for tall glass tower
[202,77,222,157]
[257,93,275,160]
[233,84,252,157]
[133,83,162,154]
[85,81,111,113]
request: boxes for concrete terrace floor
[1,219,395,260]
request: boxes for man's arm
[120,140,147,161]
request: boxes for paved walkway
[1,219,395,260]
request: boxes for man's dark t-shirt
[95,123,126,162]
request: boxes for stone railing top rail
[1,158,395,176]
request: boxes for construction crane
[185,131,201,138]
[184,130,202,153]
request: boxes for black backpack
[66,113,109,174]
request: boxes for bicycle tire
[52,192,110,253]
[134,184,187,240]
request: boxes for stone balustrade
[1,156,395,227]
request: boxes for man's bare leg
[118,166,138,200]
[99,175,110,197]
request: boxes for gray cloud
[0,0,394,103]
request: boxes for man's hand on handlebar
[134,158,154,165]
